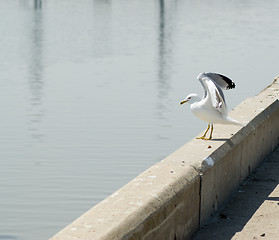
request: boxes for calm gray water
[0,0,279,239]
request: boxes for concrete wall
[51,77,279,240]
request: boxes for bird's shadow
[209,138,229,142]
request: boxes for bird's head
[180,93,200,105]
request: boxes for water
[0,0,279,239]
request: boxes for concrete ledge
[51,77,279,240]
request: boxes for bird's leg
[209,125,214,139]
[203,124,213,140]
[196,124,210,140]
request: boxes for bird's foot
[202,137,212,140]
[196,136,212,140]
[196,136,205,140]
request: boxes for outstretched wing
[204,72,235,90]
[206,78,227,115]
[197,72,209,99]
[197,72,235,101]
[197,72,235,115]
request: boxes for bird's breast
[190,101,222,123]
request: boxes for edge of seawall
[51,77,279,240]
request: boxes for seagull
[180,72,243,140]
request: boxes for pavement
[191,143,279,240]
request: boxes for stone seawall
[51,77,279,240]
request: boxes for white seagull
[180,72,243,140]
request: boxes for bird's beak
[180,100,187,105]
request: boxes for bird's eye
[188,97,191,99]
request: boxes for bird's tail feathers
[226,117,245,126]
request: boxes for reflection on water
[158,0,169,99]
[1,0,279,239]
[0,235,17,240]
[28,2,45,141]
[92,0,112,57]
[157,0,174,121]
[34,0,42,9]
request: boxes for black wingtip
[218,74,236,89]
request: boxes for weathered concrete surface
[51,161,201,240]
[195,95,279,225]
[51,77,279,240]
[191,143,279,240]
